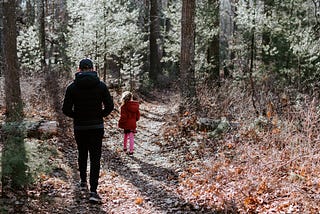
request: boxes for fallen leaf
[135,197,144,205]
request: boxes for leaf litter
[1,77,320,213]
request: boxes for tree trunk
[2,0,27,191]
[0,2,3,77]
[26,0,36,26]
[180,0,198,114]
[3,0,23,120]
[262,0,274,65]
[38,0,46,70]
[249,1,258,116]
[149,0,162,85]
[206,0,220,85]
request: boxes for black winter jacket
[62,71,114,130]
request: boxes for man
[62,58,114,203]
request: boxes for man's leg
[74,130,89,183]
[88,129,104,193]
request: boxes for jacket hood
[126,101,139,113]
[74,71,100,89]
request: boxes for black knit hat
[79,58,93,69]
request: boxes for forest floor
[1,75,320,213]
[19,89,204,214]
[0,76,216,214]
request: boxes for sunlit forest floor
[1,74,320,213]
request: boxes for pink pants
[123,132,134,152]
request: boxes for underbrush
[2,73,320,212]
[169,82,320,213]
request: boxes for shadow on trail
[130,156,178,185]
[103,146,219,214]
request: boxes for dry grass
[177,82,320,213]
[2,75,320,212]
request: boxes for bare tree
[206,0,220,84]
[0,0,3,77]
[180,0,198,113]
[2,0,27,191]
[149,0,162,85]
[38,0,46,70]
[2,0,23,120]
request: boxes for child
[118,91,140,155]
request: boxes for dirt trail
[5,88,217,213]
[22,91,197,214]
[97,94,184,213]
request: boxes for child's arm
[118,106,128,128]
[136,108,140,121]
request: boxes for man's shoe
[89,192,102,203]
[79,181,88,191]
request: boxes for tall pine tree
[180,0,198,113]
[2,0,28,191]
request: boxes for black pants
[74,128,104,193]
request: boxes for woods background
[1,0,320,106]
[1,0,320,213]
